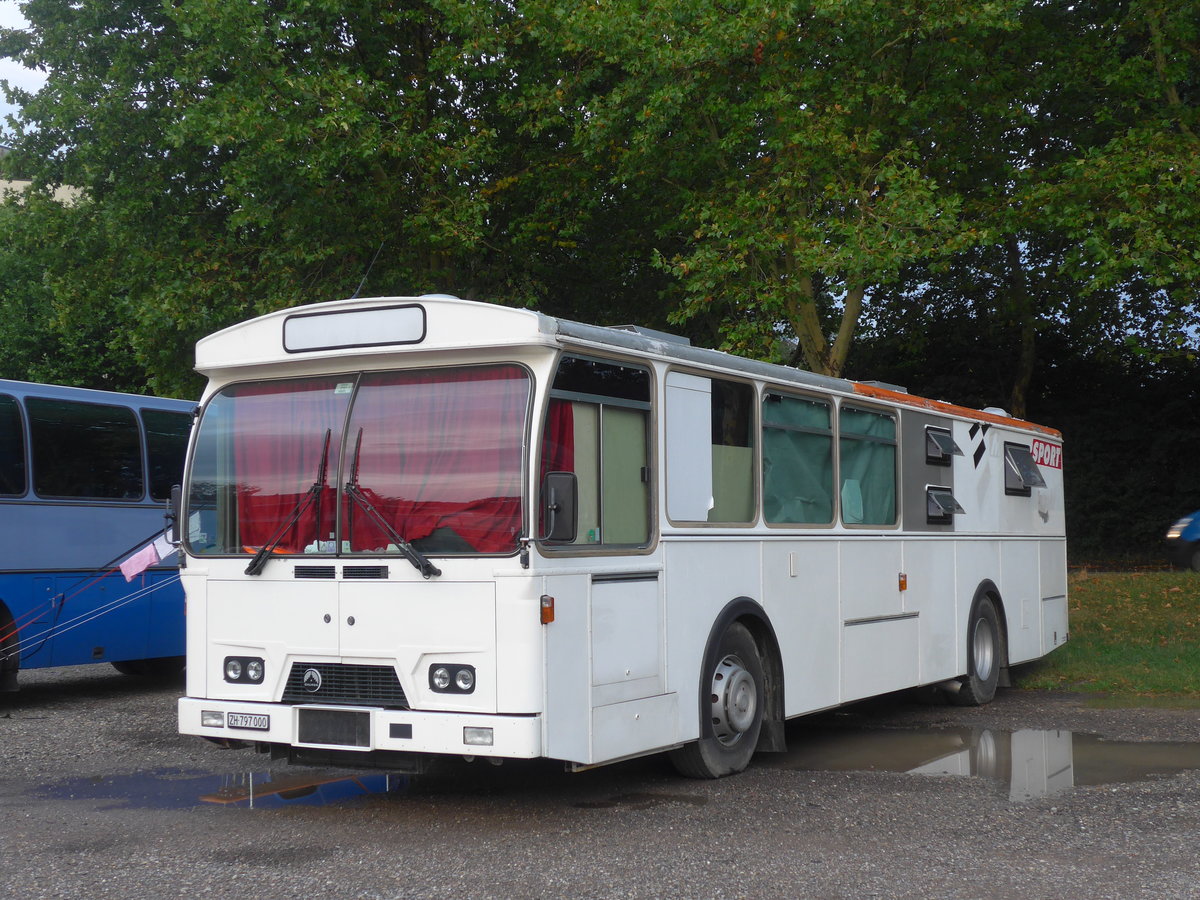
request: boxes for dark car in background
[1166,512,1200,571]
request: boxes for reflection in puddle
[33,728,1200,810]
[772,726,1200,801]
[38,769,409,810]
[200,771,409,807]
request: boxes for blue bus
[0,379,193,690]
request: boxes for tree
[2,1,1197,395]
[519,0,1200,391]
[518,0,1039,374]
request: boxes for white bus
[177,295,1067,778]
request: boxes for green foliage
[0,0,1197,397]
[1019,571,1200,697]
[522,0,1015,373]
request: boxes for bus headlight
[429,663,476,694]
[224,656,265,683]
[464,726,493,746]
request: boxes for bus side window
[839,406,897,526]
[708,380,755,523]
[27,398,143,500]
[142,409,192,501]
[543,357,651,548]
[665,374,754,524]
[762,392,833,525]
[0,394,26,496]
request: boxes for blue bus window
[0,394,25,496]
[141,408,191,501]
[28,397,143,500]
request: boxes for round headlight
[224,658,243,681]
[432,666,451,690]
[455,668,475,692]
[246,660,264,683]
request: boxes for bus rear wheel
[670,622,764,779]
[953,596,1003,706]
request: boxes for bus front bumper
[178,697,543,760]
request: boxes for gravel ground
[2,665,1198,900]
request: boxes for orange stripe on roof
[851,382,1063,440]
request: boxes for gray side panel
[901,411,955,533]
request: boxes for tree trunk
[1005,238,1036,419]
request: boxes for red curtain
[342,366,530,554]
[540,399,575,477]
[233,378,350,551]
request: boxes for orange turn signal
[540,594,555,624]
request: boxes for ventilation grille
[294,566,336,580]
[282,662,409,709]
[343,565,389,579]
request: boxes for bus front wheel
[670,622,764,778]
[953,596,1003,706]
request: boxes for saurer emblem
[302,668,322,693]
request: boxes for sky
[0,1,47,135]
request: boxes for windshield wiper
[344,428,441,578]
[245,429,331,576]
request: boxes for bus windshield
[187,365,530,559]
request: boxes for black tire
[1190,546,1200,573]
[111,656,186,679]
[669,622,764,779]
[953,596,1003,707]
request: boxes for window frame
[926,485,965,525]
[27,396,145,502]
[186,362,535,560]
[761,387,836,528]
[0,393,27,498]
[663,368,759,528]
[925,425,962,467]
[1003,441,1047,497]
[837,402,900,529]
[539,352,656,554]
[140,407,193,502]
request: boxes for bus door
[538,358,676,764]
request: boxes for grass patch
[1015,570,1200,699]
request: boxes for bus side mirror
[540,472,577,543]
[166,484,182,545]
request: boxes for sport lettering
[1030,439,1062,469]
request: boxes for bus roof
[195,295,1060,439]
[0,378,193,410]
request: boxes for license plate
[227,712,270,731]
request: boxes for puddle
[768,725,1200,801]
[31,727,1200,810]
[37,768,409,810]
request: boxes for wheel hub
[972,618,995,682]
[710,654,757,746]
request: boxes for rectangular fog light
[201,710,225,728]
[463,726,494,747]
